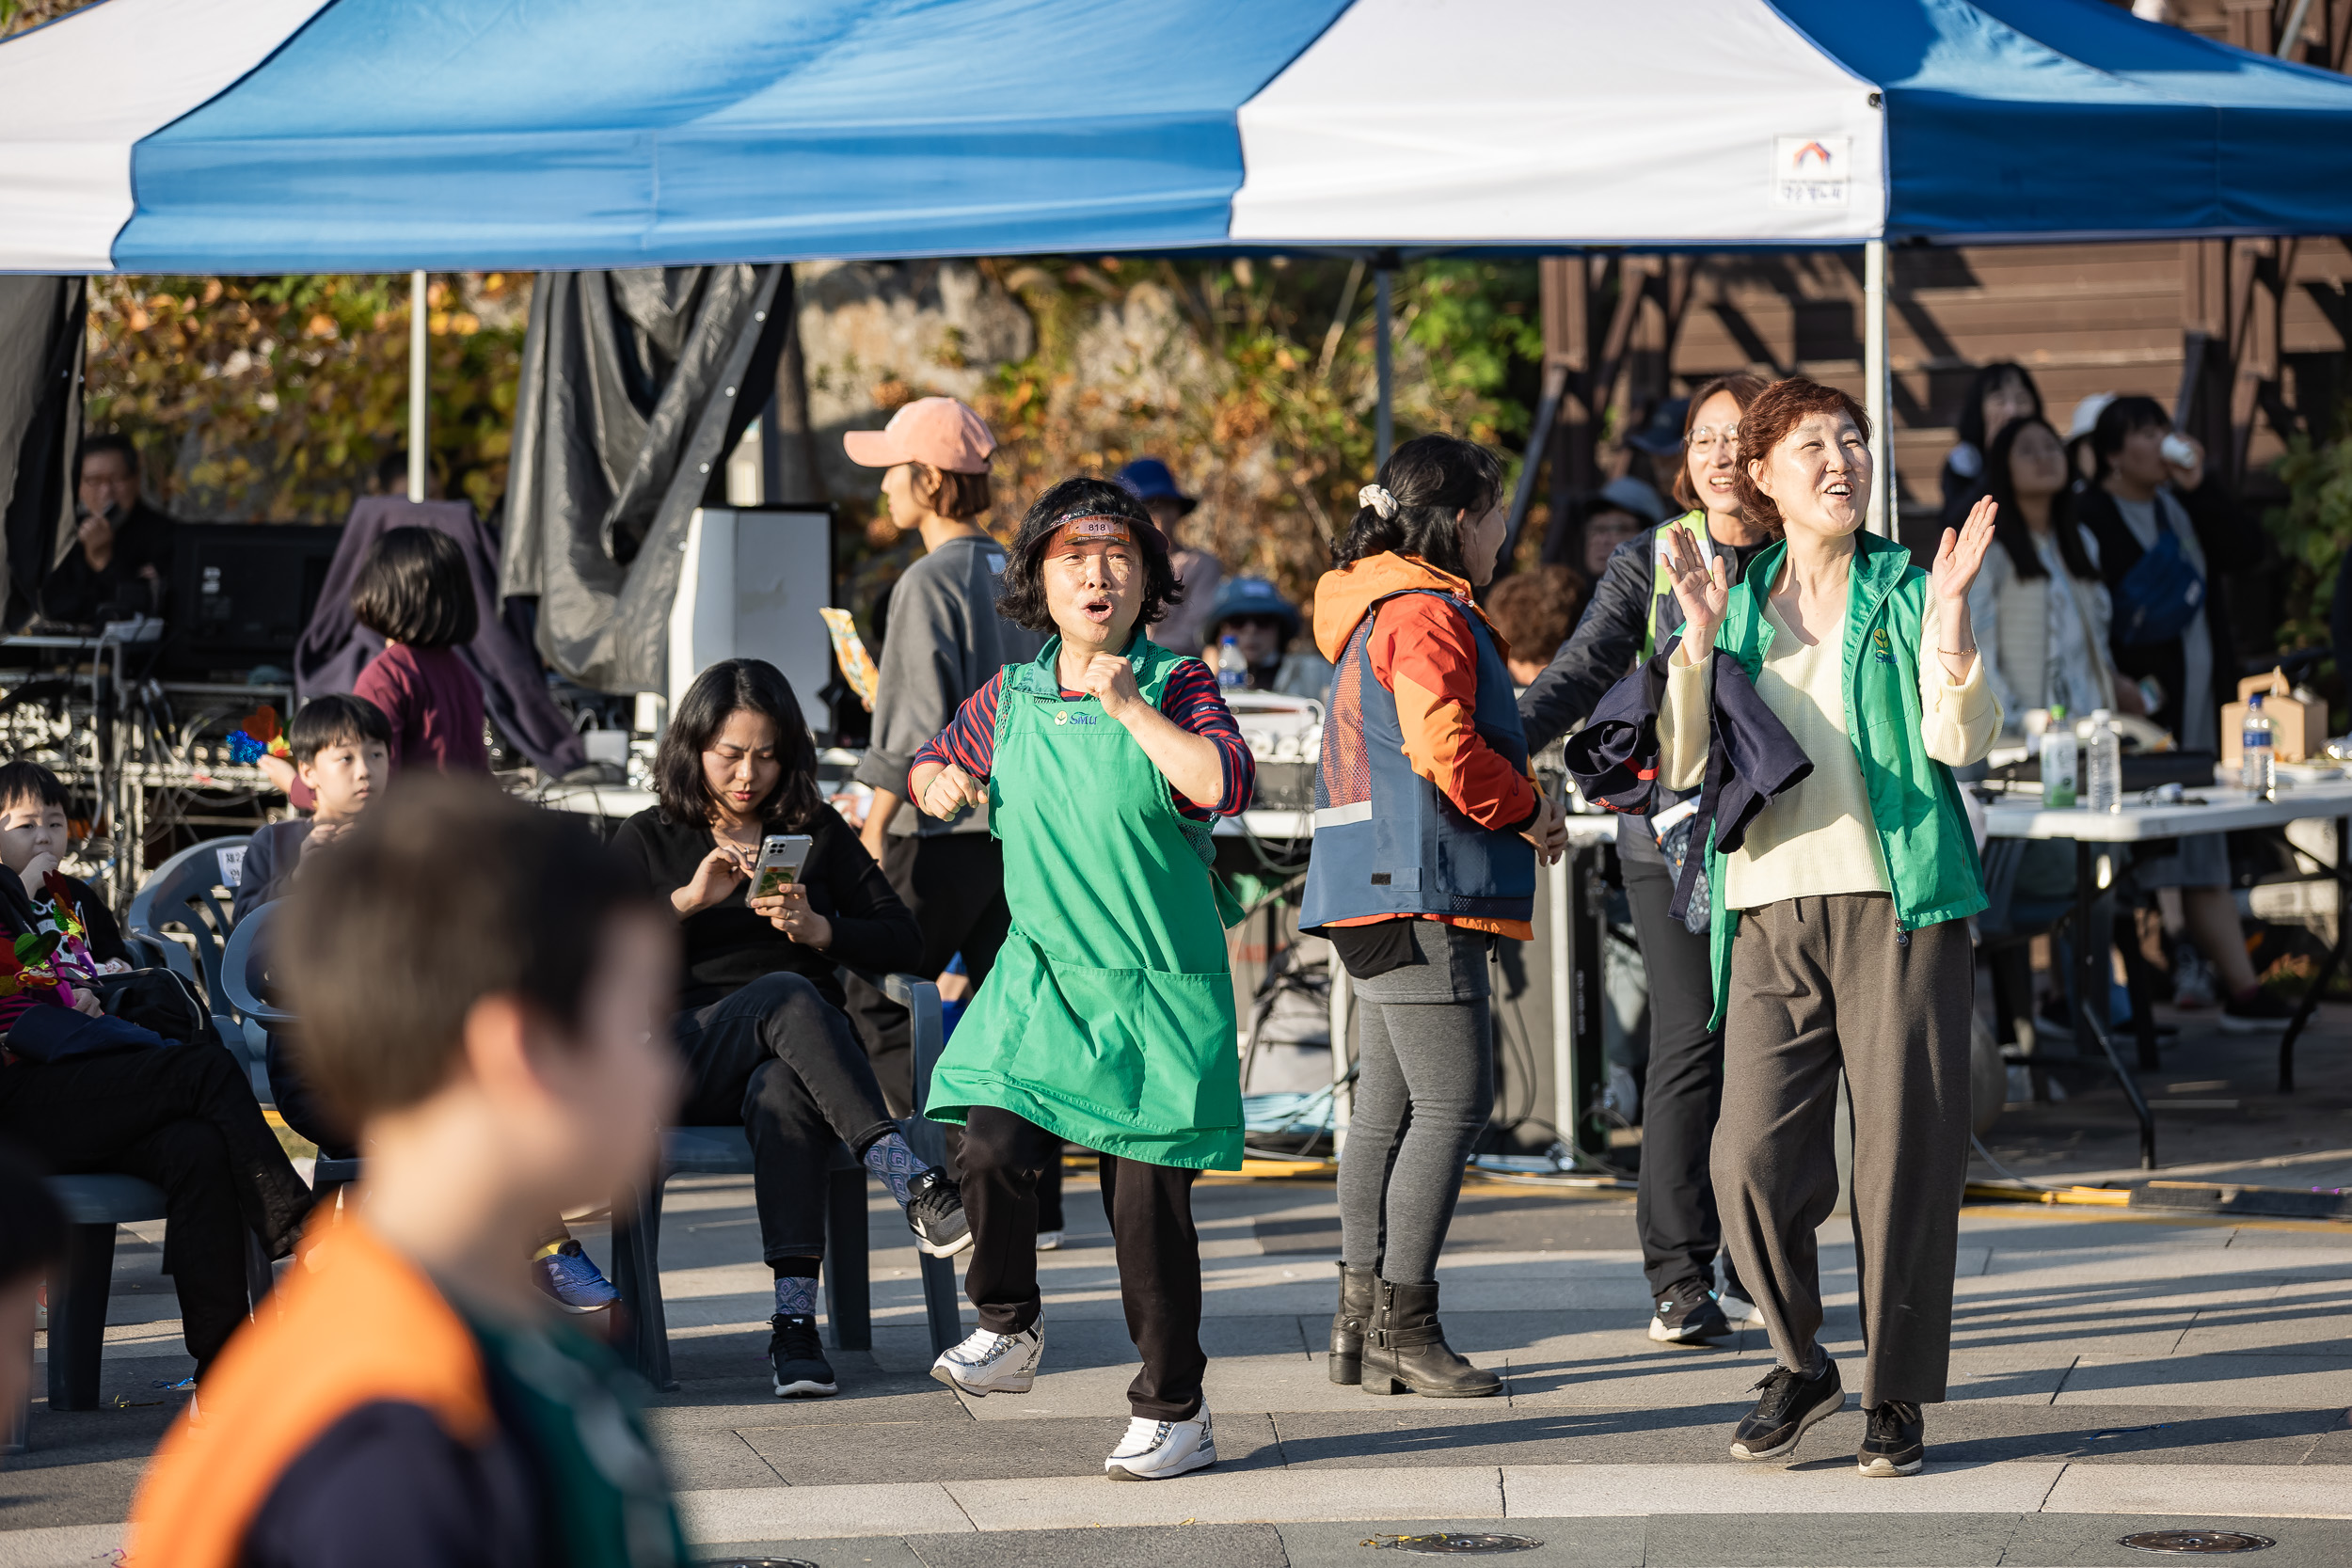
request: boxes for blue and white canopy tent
[8,0,2352,513]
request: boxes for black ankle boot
[1361,1278,1501,1399]
[1328,1263,1375,1386]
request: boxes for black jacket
[1565,649,1811,920]
[2075,477,2259,741]
[234,820,312,925]
[611,803,921,1013]
[39,500,176,626]
[1519,522,1769,862]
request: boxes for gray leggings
[1337,921,1496,1285]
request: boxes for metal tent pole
[407,270,428,502]
[1863,239,1891,537]
[1375,266,1393,468]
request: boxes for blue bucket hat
[1205,575,1300,643]
[1114,457,1197,515]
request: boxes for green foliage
[85,274,528,524]
[2263,408,2352,671]
[959,254,1542,616]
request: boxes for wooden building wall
[1534,0,2352,578]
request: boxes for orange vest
[127,1213,495,1568]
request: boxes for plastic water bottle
[1216,635,1248,692]
[2086,708,2122,814]
[2040,705,2077,809]
[2242,694,2275,800]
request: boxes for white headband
[1358,483,1398,519]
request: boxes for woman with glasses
[1517,372,1771,1349]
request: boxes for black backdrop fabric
[499,265,793,693]
[294,497,588,776]
[0,277,85,629]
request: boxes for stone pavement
[9,1161,2352,1568]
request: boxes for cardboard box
[2220,668,2328,764]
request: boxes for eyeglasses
[1685,424,1739,454]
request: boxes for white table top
[528,782,1622,847]
[1981,775,2352,842]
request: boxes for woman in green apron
[906,478,1252,1482]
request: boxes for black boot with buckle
[1328,1263,1375,1385]
[1360,1278,1502,1398]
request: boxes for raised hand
[1931,495,1998,605]
[1662,525,1730,659]
[1074,653,1144,720]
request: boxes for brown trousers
[1712,893,1974,1408]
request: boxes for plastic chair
[125,835,261,1099]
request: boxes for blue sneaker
[533,1240,620,1313]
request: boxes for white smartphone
[750,834,813,900]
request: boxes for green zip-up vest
[1699,531,1988,1028]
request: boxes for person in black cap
[1117,458,1222,657]
[1200,576,1332,699]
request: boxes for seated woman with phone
[612,657,971,1402]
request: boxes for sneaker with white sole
[1104,1406,1216,1481]
[1718,1288,1766,1328]
[1035,1228,1064,1252]
[1648,1277,1733,1345]
[931,1321,1044,1397]
[769,1313,838,1399]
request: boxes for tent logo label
[1772,135,1851,209]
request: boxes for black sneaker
[906,1167,975,1259]
[1858,1400,1925,1477]
[769,1312,837,1399]
[2219,989,2297,1034]
[1647,1277,1733,1345]
[1729,1356,1844,1462]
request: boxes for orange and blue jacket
[1311,552,1542,941]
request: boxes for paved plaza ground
[7,1000,2348,1567]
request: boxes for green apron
[926,634,1245,1170]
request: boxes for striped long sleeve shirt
[910,658,1255,820]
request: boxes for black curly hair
[995,477,1184,635]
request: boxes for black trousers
[0,1040,313,1372]
[844,832,1060,1230]
[264,1028,355,1161]
[959,1106,1202,1420]
[673,973,899,1263]
[1622,854,1743,1303]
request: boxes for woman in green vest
[1658,377,2000,1481]
[908,478,1251,1483]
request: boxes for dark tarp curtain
[294,496,589,776]
[500,265,794,694]
[0,277,84,629]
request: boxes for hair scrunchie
[1358,483,1398,519]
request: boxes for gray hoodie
[852,534,1047,835]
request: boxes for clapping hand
[1522,789,1568,866]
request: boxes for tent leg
[408,269,428,502]
[1863,240,1891,538]
[1375,267,1393,469]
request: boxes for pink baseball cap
[842,396,995,474]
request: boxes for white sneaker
[1719,1290,1767,1327]
[1035,1228,1064,1252]
[931,1322,1044,1397]
[1105,1406,1216,1481]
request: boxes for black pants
[844,832,1059,1230]
[674,973,899,1263]
[1622,854,1743,1303]
[959,1106,1202,1420]
[0,1040,313,1372]
[264,1029,355,1161]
